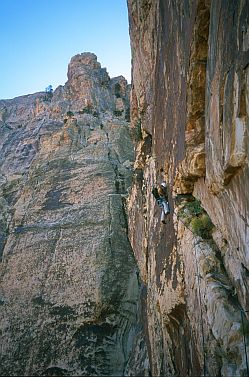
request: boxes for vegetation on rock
[177,196,214,239]
[113,109,123,117]
[132,119,142,142]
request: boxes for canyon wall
[0,53,148,376]
[1,1,248,376]
[127,0,249,376]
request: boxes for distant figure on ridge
[152,181,170,224]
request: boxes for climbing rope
[154,186,247,375]
[173,209,207,377]
[152,184,207,374]
[241,310,249,377]
[174,210,249,377]
[193,239,207,377]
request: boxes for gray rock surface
[0,53,148,376]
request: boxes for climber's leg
[162,201,170,215]
[161,209,166,223]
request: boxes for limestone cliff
[0,53,148,376]
[127,0,249,376]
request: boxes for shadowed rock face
[127,0,249,376]
[0,53,149,376]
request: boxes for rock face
[0,53,149,376]
[127,1,249,376]
[1,3,248,375]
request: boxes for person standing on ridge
[152,181,170,224]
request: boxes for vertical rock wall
[127,0,249,376]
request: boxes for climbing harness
[152,183,170,224]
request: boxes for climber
[152,181,170,224]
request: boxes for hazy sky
[0,0,131,99]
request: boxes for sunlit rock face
[127,0,249,376]
[0,53,149,376]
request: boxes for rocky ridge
[0,53,148,376]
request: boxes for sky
[0,0,131,99]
